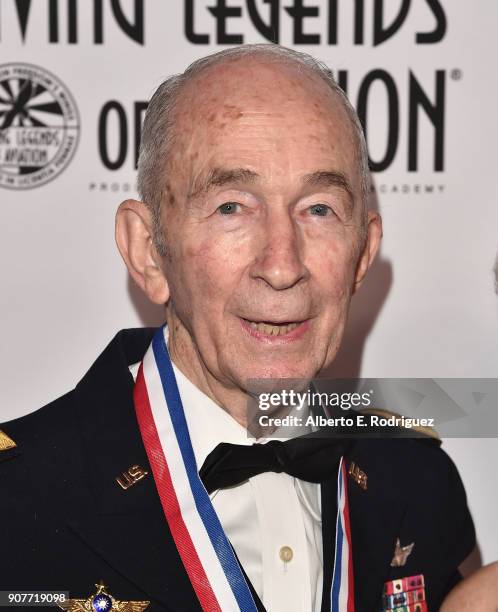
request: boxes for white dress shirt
[130,331,324,612]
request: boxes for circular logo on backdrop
[0,62,80,189]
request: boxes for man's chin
[240,362,318,385]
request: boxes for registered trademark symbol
[450,68,463,81]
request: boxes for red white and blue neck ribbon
[331,457,355,611]
[133,326,354,611]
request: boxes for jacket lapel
[319,443,406,612]
[67,328,265,611]
[347,443,406,612]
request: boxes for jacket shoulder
[0,326,156,468]
[0,390,76,466]
[352,436,475,569]
[353,435,468,492]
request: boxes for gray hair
[137,43,370,255]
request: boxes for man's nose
[249,209,309,290]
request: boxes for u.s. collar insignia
[115,464,149,490]
[390,537,415,567]
[58,581,150,611]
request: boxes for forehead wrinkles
[171,104,281,189]
[179,100,348,152]
[168,70,359,192]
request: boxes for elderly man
[0,45,474,612]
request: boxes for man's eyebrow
[301,170,355,210]
[188,167,260,198]
[188,167,356,210]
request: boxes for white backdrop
[1,1,497,565]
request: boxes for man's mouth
[246,320,300,336]
[239,317,309,341]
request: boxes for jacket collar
[69,327,196,609]
[68,327,266,611]
[73,328,156,515]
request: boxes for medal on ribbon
[133,326,355,611]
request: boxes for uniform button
[279,546,293,563]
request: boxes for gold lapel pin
[348,461,368,490]
[0,430,16,451]
[390,537,415,567]
[58,580,150,611]
[115,464,149,491]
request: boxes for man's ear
[115,199,170,305]
[353,211,383,293]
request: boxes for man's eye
[217,202,240,215]
[309,203,332,216]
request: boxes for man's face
[157,58,372,389]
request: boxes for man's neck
[165,311,251,428]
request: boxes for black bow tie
[199,433,353,494]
